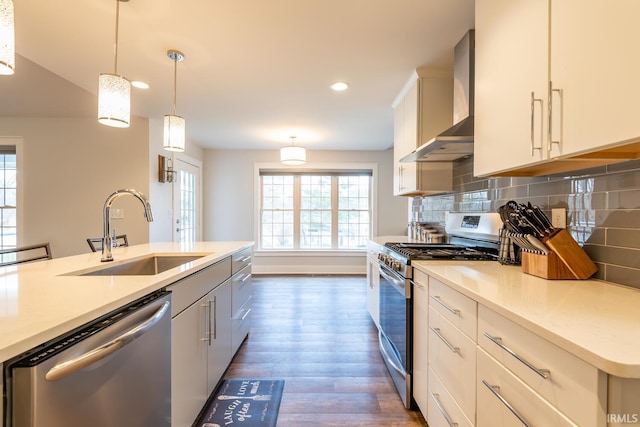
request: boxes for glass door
[172,156,202,243]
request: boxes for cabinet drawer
[478,305,606,427]
[167,257,232,317]
[477,348,577,427]
[429,277,477,340]
[231,247,252,274]
[231,299,251,355]
[427,366,473,427]
[428,306,476,421]
[231,264,252,314]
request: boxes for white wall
[203,148,407,274]
[0,116,151,257]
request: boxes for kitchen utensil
[526,235,550,255]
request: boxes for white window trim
[253,161,378,256]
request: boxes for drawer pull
[429,391,458,427]
[430,295,460,315]
[430,327,460,354]
[413,281,425,289]
[482,380,532,427]
[238,256,251,263]
[483,332,550,379]
[240,273,252,283]
[240,308,251,321]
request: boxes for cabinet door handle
[430,327,460,354]
[483,332,550,379]
[547,81,563,154]
[201,301,211,344]
[530,91,543,156]
[430,295,460,315]
[212,295,217,340]
[482,380,532,427]
[413,281,424,289]
[429,391,458,427]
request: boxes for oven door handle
[378,263,407,295]
[378,330,407,378]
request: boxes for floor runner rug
[193,378,284,427]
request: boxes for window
[0,146,17,250]
[260,170,371,250]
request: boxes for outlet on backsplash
[552,208,567,229]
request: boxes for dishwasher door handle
[45,300,171,381]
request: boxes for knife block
[521,229,597,280]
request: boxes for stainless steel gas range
[376,212,502,409]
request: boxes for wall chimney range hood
[401,30,475,162]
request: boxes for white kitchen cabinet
[393,68,453,196]
[366,247,380,328]
[477,348,578,427]
[429,306,477,423]
[428,366,474,427]
[474,0,549,176]
[206,279,232,393]
[478,305,606,427]
[171,292,208,427]
[475,0,640,177]
[412,269,429,415]
[168,257,233,427]
[231,264,252,355]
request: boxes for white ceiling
[4,0,474,151]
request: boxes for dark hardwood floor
[224,275,428,427]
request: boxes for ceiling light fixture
[131,80,149,89]
[163,49,186,152]
[330,81,349,91]
[0,0,15,75]
[280,136,306,165]
[98,0,131,128]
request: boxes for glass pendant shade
[163,114,186,152]
[280,146,306,165]
[0,0,15,75]
[98,73,131,128]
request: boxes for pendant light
[280,136,306,165]
[163,49,186,152]
[98,0,131,128]
[0,0,14,75]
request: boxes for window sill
[254,249,366,257]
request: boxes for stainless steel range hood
[401,30,475,162]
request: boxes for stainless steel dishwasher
[7,291,171,427]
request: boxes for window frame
[254,162,378,255]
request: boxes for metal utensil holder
[498,227,521,265]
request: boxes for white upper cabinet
[474,0,549,176]
[393,68,454,196]
[550,0,640,156]
[475,0,640,177]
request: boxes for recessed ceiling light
[330,81,349,91]
[131,81,149,89]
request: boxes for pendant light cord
[173,56,178,115]
[114,0,120,73]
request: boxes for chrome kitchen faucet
[102,189,153,262]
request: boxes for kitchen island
[0,241,253,427]
[0,241,253,363]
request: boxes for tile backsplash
[411,157,640,288]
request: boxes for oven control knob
[391,261,401,271]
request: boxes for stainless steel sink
[78,255,204,276]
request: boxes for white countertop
[413,260,640,379]
[0,241,253,363]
